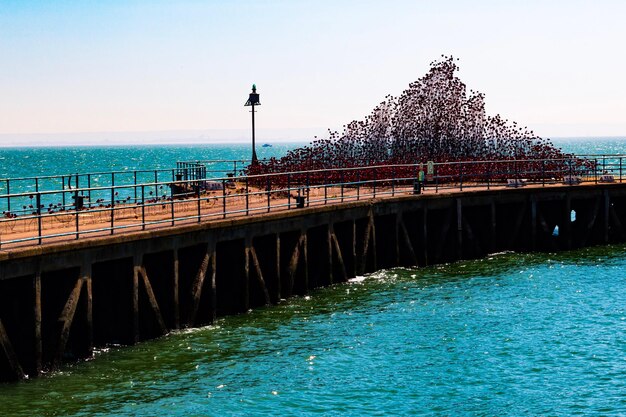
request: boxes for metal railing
[0,160,254,216]
[0,155,622,248]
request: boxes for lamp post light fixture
[244,84,261,164]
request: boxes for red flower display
[247,56,588,186]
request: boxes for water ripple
[2,245,626,416]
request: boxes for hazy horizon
[1,1,625,144]
[0,129,624,149]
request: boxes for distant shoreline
[0,140,310,149]
[0,128,329,149]
[1,136,625,149]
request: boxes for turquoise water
[1,247,626,416]
[0,143,302,214]
[0,137,625,181]
[0,143,299,180]
[1,137,626,416]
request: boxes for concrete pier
[1,184,625,381]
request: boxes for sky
[1,0,625,146]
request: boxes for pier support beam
[329,224,348,283]
[397,212,417,266]
[490,200,497,253]
[359,210,377,275]
[189,242,216,326]
[0,319,24,380]
[245,238,271,306]
[604,190,610,243]
[33,268,42,376]
[531,197,537,251]
[173,249,180,329]
[456,199,463,260]
[287,231,308,296]
[54,276,84,368]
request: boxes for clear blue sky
[1,0,625,144]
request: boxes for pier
[1,157,626,381]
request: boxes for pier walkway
[1,156,622,250]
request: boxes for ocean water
[1,137,626,416]
[0,136,625,181]
[0,142,302,215]
[0,143,299,181]
[1,247,626,416]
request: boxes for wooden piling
[33,268,42,375]
[138,266,167,334]
[54,277,84,368]
[132,256,140,343]
[173,249,180,329]
[275,234,281,301]
[530,196,537,251]
[398,213,417,265]
[249,246,271,305]
[330,224,348,282]
[456,199,463,259]
[84,262,93,356]
[0,319,24,379]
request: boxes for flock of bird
[248,56,581,186]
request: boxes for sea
[1,137,626,416]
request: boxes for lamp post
[244,84,261,164]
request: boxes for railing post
[87,174,92,207]
[357,169,360,201]
[542,160,545,187]
[154,170,158,198]
[141,185,146,230]
[170,179,175,226]
[340,170,344,203]
[306,171,310,207]
[391,167,395,196]
[222,179,226,219]
[197,183,201,223]
[110,180,115,235]
[61,176,66,209]
[35,177,42,207]
[287,173,291,209]
[459,164,463,191]
[246,176,250,215]
[620,157,623,183]
[36,192,42,245]
[487,162,491,190]
[133,171,137,203]
[324,170,328,205]
[569,158,573,185]
[267,176,271,213]
[74,190,79,239]
[6,179,10,214]
[373,168,377,198]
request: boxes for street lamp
[244,84,261,164]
